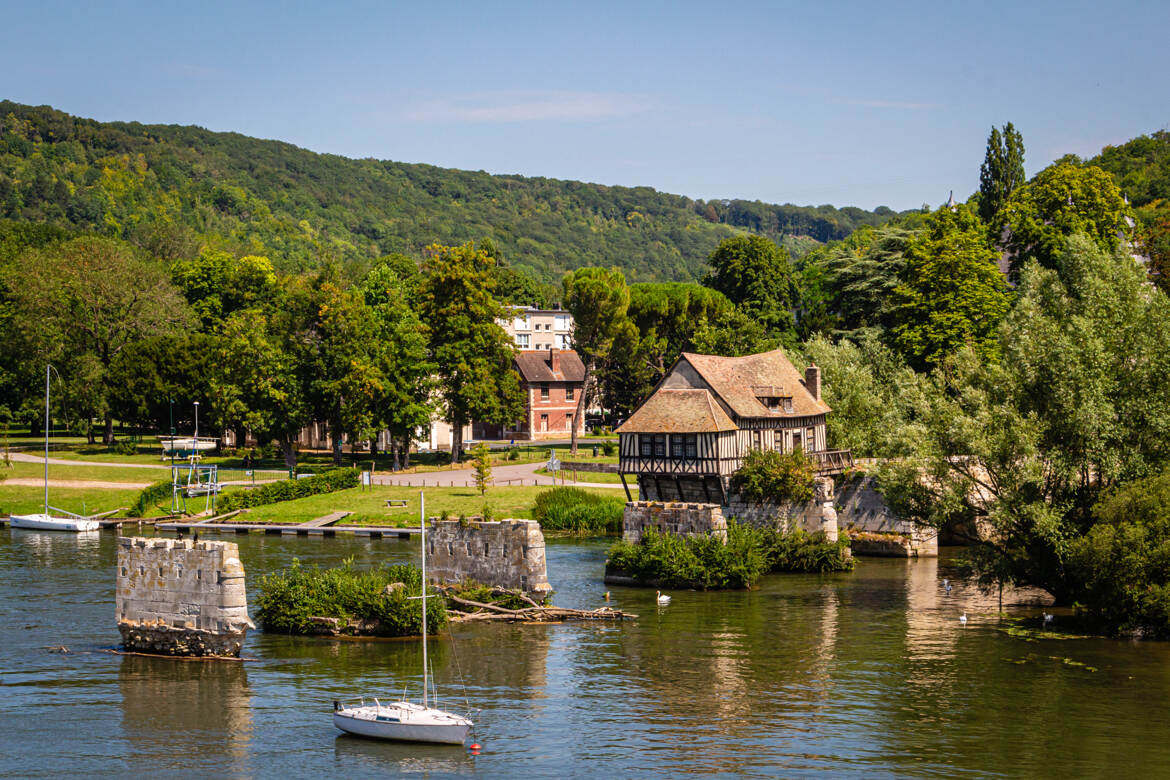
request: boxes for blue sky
[3,0,1166,210]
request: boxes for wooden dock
[156,513,418,538]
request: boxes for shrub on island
[605,522,852,590]
[255,560,446,637]
[219,468,360,511]
[532,487,625,534]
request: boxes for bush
[605,522,851,590]
[532,486,625,534]
[127,479,173,517]
[601,440,617,456]
[255,560,446,637]
[218,468,360,511]
[731,448,816,504]
[114,437,139,456]
[507,446,521,461]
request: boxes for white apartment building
[500,307,574,351]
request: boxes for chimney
[805,363,821,402]
[549,347,560,373]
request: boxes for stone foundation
[722,476,839,541]
[836,475,937,556]
[621,501,727,544]
[424,519,551,597]
[116,537,254,657]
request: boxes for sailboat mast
[43,364,50,517]
[420,489,428,708]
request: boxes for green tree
[471,442,492,495]
[703,234,797,338]
[562,267,631,454]
[107,332,215,433]
[891,205,1012,370]
[418,242,524,463]
[978,122,1026,225]
[4,236,193,443]
[170,250,280,329]
[1001,163,1132,280]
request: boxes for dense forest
[0,101,903,284]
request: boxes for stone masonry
[621,501,728,544]
[722,476,840,541]
[425,519,552,597]
[834,474,937,556]
[116,537,255,657]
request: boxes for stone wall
[835,474,936,556]
[559,460,619,473]
[116,537,254,657]
[621,501,727,544]
[425,519,552,597]
[722,476,839,541]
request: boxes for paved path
[372,460,627,490]
[8,452,170,470]
[3,477,150,489]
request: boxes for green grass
[534,467,625,484]
[237,484,629,526]
[2,460,161,483]
[0,484,141,516]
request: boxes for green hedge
[127,479,174,517]
[219,468,360,511]
[606,522,852,590]
[532,486,625,534]
[256,560,446,637]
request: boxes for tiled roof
[615,389,737,433]
[681,348,831,418]
[513,349,585,383]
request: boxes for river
[2,527,1169,778]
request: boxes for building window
[540,383,549,400]
[752,430,762,450]
[555,314,572,330]
[566,386,574,401]
[556,333,571,349]
[670,434,698,458]
[516,334,530,348]
[514,315,530,330]
[639,434,666,458]
[807,427,816,450]
[783,397,793,413]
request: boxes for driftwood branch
[444,591,636,623]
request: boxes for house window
[807,427,816,450]
[516,334,530,348]
[783,398,793,413]
[566,386,575,401]
[555,314,572,330]
[514,315,530,330]
[639,434,666,458]
[540,383,549,400]
[540,414,548,432]
[556,333,571,349]
[752,430,762,450]
[670,434,698,458]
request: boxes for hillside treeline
[0,101,901,284]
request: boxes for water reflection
[332,734,476,775]
[119,655,253,777]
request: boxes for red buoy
[469,743,481,751]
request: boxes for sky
[2,0,1167,211]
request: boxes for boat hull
[159,437,217,454]
[333,705,471,745]
[10,513,100,532]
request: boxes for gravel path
[7,452,170,470]
[3,477,150,489]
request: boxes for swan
[959,613,968,625]
[1043,612,1054,625]
[656,591,671,605]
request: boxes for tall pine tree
[978,122,1026,226]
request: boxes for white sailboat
[9,366,100,533]
[333,491,474,745]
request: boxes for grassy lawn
[237,484,629,526]
[0,484,141,516]
[534,467,626,484]
[1,460,162,483]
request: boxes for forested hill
[0,101,902,281]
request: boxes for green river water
[2,527,1169,778]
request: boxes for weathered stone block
[424,520,551,596]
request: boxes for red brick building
[493,348,586,441]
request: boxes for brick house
[479,348,585,441]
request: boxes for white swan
[959,613,968,625]
[1043,612,1054,624]
[656,590,671,605]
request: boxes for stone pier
[116,537,255,657]
[621,501,727,544]
[424,519,552,597]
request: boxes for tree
[471,442,492,495]
[891,205,1012,370]
[1001,163,1132,280]
[978,122,1026,225]
[819,224,916,340]
[107,332,215,433]
[170,249,280,329]
[880,235,1170,604]
[5,236,193,443]
[357,263,435,469]
[703,235,797,338]
[418,242,524,463]
[562,267,631,454]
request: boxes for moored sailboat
[332,491,474,745]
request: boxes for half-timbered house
[615,348,850,502]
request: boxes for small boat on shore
[333,491,474,745]
[159,436,218,455]
[10,365,100,533]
